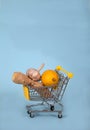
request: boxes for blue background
[0,0,89,130]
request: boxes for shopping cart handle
[56,65,74,79]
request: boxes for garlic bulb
[26,68,41,81]
[26,64,45,81]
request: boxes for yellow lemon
[41,70,59,87]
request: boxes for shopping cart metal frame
[25,66,73,118]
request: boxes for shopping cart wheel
[50,105,54,111]
[27,110,30,114]
[29,112,34,118]
[58,113,62,118]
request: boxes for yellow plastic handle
[56,65,73,79]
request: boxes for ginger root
[12,72,52,98]
[12,72,43,88]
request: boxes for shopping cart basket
[23,65,73,118]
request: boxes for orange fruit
[41,70,59,87]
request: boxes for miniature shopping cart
[23,66,73,118]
